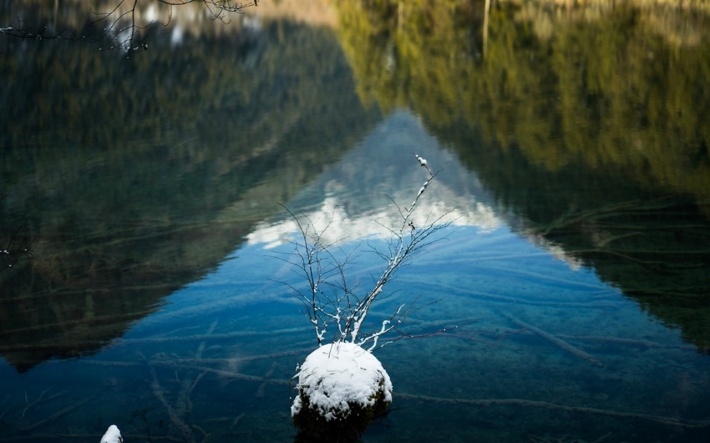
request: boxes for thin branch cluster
[283,155,450,351]
[1,0,258,52]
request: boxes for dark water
[1,2,710,442]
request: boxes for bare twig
[282,155,452,349]
[1,0,258,53]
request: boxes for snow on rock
[291,342,392,440]
[100,425,123,443]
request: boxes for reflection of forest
[0,14,376,370]
[336,0,710,204]
[334,0,710,350]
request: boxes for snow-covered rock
[292,342,392,440]
[100,425,122,443]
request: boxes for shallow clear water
[1,2,710,442]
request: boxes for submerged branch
[17,398,90,432]
[395,393,710,429]
[501,312,604,366]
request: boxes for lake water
[1,1,710,442]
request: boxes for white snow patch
[291,342,392,420]
[100,425,122,443]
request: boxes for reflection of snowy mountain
[247,110,501,249]
[247,193,499,249]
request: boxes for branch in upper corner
[1,0,259,53]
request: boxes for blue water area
[2,223,708,442]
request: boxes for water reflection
[0,1,709,442]
[334,0,710,351]
[336,0,710,205]
[0,12,374,370]
[247,111,500,251]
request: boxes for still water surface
[1,2,710,442]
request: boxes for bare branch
[1,0,258,53]
[281,155,452,348]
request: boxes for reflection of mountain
[0,16,378,371]
[247,111,500,249]
[334,1,710,351]
[463,141,710,351]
